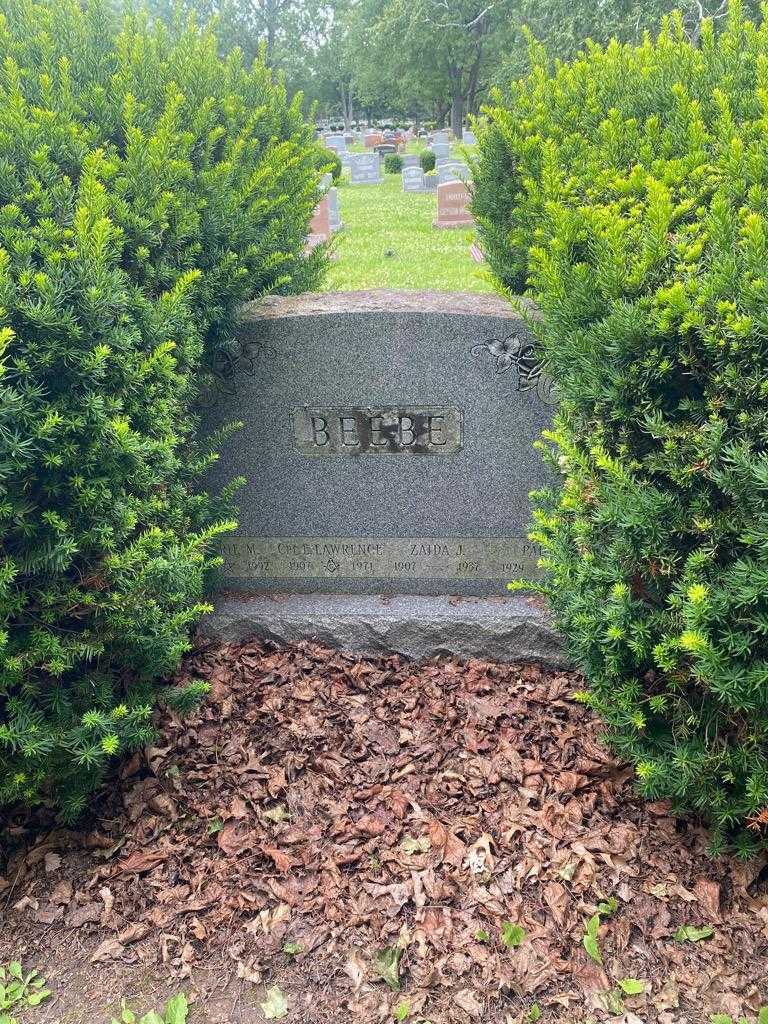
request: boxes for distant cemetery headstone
[401,154,420,168]
[327,187,342,232]
[433,131,449,145]
[437,162,470,185]
[202,292,555,600]
[374,143,397,158]
[306,194,331,248]
[424,173,438,191]
[463,129,477,145]
[402,166,426,192]
[435,157,452,169]
[433,181,473,228]
[325,134,346,153]
[350,153,382,185]
[320,171,333,190]
[432,142,451,160]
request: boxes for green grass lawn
[322,147,494,294]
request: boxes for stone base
[198,592,569,667]
[432,218,474,229]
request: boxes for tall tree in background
[136,0,765,126]
[311,0,364,127]
[136,0,326,83]
[501,0,763,78]
[349,0,520,136]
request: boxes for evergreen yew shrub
[479,4,768,852]
[315,145,342,182]
[420,149,436,172]
[0,0,324,816]
[384,154,404,173]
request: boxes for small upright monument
[350,152,382,185]
[437,161,470,185]
[327,187,343,232]
[433,181,473,228]
[402,166,426,192]
[306,195,331,249]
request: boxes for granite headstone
[437,161,470,185]
[202,292,556,599]
[350,152,382,184]
[327,186,342,232]
[306,195,331,248]
[433,181,473,228]
[402,166,426,192]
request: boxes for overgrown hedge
[475,2,768,853]
[0,0,324,816]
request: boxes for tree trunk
[340,82,354,131]
[450,79,464,140]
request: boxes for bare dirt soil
[2,640,767,1023]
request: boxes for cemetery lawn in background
[323,172,492,293]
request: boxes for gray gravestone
[423,173,438,191]
[463,129,477,145]
[350,152,382,184]
[402,166,426,192]
[433,131,449,145]
[319,171,333,190]
[327,186,342,231]
[437,162,470,185]
[401,154,420,168]
[374,143,397,158]
[432,142,451,160]
[201,292,556,600]
[325,134,346,152]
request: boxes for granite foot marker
[200,291,564,664]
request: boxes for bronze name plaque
[294,406,462,455]
[221,537,541,581]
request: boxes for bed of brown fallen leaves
[3,640,768,1024]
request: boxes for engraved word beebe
[294,406,462,455]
